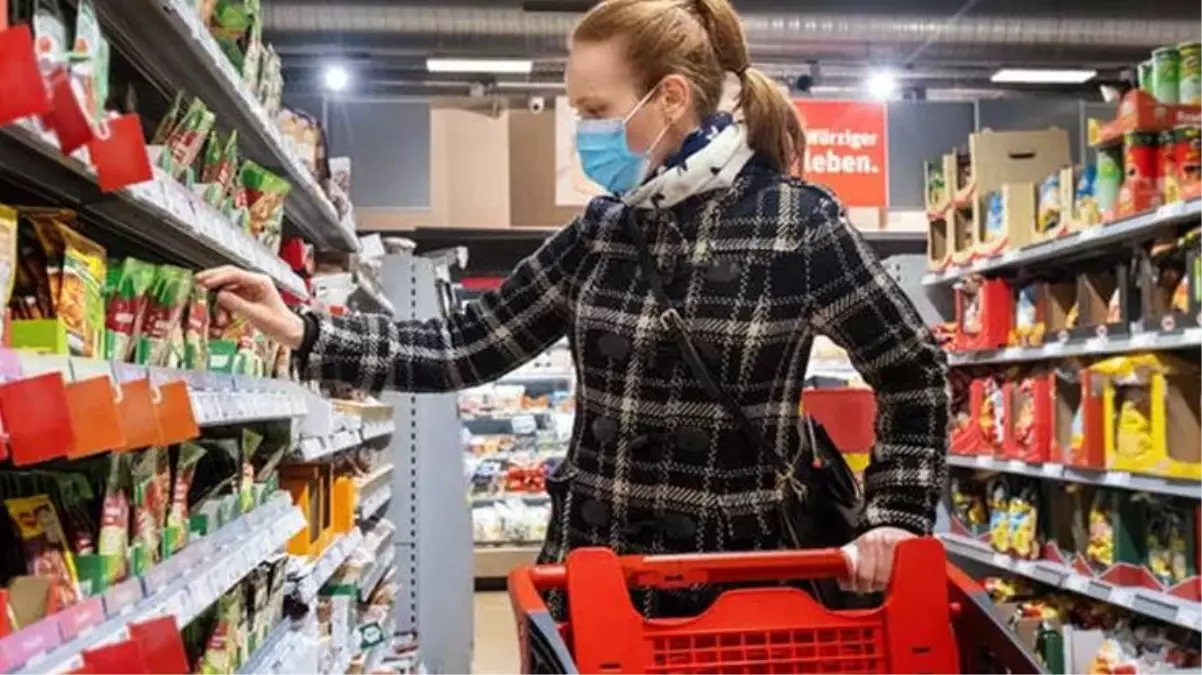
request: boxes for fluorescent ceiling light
[426,58,533,74]
[866,70,898,101]
[991,68,1097,84]
[324,65,350,91]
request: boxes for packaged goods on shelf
[472,498,550,546]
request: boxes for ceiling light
[865,70,898,101]
[323,65,350,92]
[991,68,1097,84]
[426,58,533,74]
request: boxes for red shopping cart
[508,538,1044,674]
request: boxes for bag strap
[623,208,782,461]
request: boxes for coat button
[591,417,618,443]
[706,258,740,283]
[597,333,630,360]
[675,427,709,454]
[580,499,611,527]
[660,514,697,541]
[630,434,665,461]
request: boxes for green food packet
[158,99,216,179]
[239,429,263,513]
[166,443,206,555]
[151,92,186,147]
[105,258,155,362]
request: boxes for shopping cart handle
[529,546,853,590]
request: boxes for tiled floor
[472,591,520,674]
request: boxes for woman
[199,0,948,609]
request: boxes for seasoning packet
[239,429,263,514]
[5,494,82,608]
[0,205,18,322]
[130,449,164,568]
[159,98,216,179]
[151,92,185,146]
[137,265,193,367]
[58,226,106,357]
[104,258,156,362]
[241,161,290,253]
[183,281,210,370]
[166,443,206,555]
[68,0,109,126]
[97,454,130,582]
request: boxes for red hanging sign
[793,99,889,208]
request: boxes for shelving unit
[93,0,358,252]
[925,113,1201,671]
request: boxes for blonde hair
[573,0,805,174]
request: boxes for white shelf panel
[940,533,1202,631]
[948,328,1202,367]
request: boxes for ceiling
[262,0,1202,100]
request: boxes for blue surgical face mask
[575,86,668,195]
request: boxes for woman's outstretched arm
[200,217,592,393]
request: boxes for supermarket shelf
[473,545,540,580]
[0,121,307,297]
[472,493,550,506]
[95,0,357,252]
[947,455,1202,500]
[923,199,1202,286]
[352,268,397,317]
[356,474,394,521]
[941,533,1202,631]
[359,546,396,601]
[948,328,1202,366]
[9,494,304,674]
[237,620,293,675]
[297,420,397,462]
[290,528,365,605]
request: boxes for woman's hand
[196,266,305,349]
[840,526,915,593]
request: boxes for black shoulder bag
[624,208,862,552]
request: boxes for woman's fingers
[842,526,915,594]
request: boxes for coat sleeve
[797,190,949,535]
[298,218,590,392]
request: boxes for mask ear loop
[624,84,674,185]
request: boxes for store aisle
[473,592,521,674]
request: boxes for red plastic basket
[509,539,1043,674]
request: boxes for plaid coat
[301,158,949,573]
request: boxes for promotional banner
[793,100,889,208]
[555,96,604,206]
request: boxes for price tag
[974,455,992,467]
[991,553,1011,569]
[1084,336,1109,353]
[1177,607,1201,630]
[1040,462,1064,476]
[1103,471,1132,487]
[1064,575,1090,593]
[1079,226,1101,240]
[1014,560,1035,575]
[1109,588,1135,608]
[1130,330,1158,347]
[1006,459,1026,471]
[1156,201,1187,219]
[128,179,165,208]
[1042,341,1065,356]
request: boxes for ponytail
[689,0,805,173]
[574,0,805,174]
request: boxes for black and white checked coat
[301,158,949,569]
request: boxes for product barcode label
[1103,471,1132,486]
[1110,588,1135,608]
[1064,576,1090,593]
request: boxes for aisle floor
[473,591,520,674]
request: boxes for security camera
[528,96,546,114]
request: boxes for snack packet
[240,161,290,253]
[0,205,18,321]
[5,494,82,608]
[151,92,185,146]
[130,448,167,568]
[68,0,109,126]
[183,281,210,370]
[137,265,193,367]
[58,226,106,357]
[97,454,130,582]
[159,98,216,178]
[166,443,206,555]
[239,429,263,513]
[104,258,156,362]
